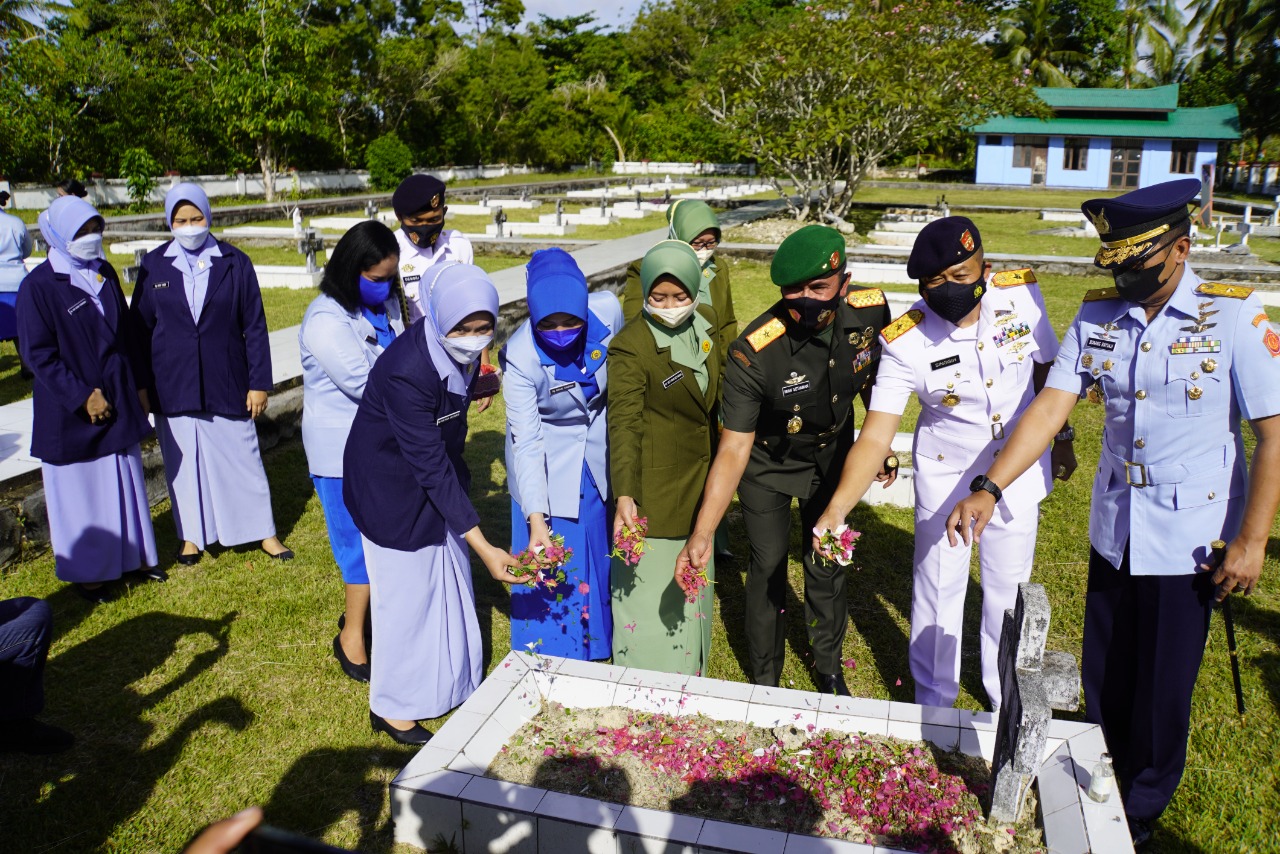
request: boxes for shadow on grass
[467,428,514,671]
[847,502,915,702]
[3,610,245,850]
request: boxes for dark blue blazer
[343,323,480,551]
[130,240,272,418]
[16,260,152,465]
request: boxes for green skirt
[610,537,714,676]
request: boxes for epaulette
[746,317,786,352]
[991,268,1037,288]
[1196,282,1254,300]
[881,309,923,344]
[1083,287,1119,302]
[846,287,886,308]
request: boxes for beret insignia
[829,250,840,270]
[1083,287,1120,302]
[960,230,975,252]
[881,309,924,344]
[846,288,886,309]
[430,193,442,209]
[747,317,786,352]
[991,268,1037,288]
[1195,282,1253,300]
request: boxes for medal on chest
[787,415,803,434]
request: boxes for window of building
[985,135,1004,147]
[1012,136,1048,169]
[1171,141,1198,174]
[1062,138,1089,171]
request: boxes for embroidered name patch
[402,274,421,284]
[662,371,684,389]
[930,355,960,371]
[853,347,873,373]
[1085,336,1116,352]
[550,382,575,395]
[1170,336,1222,355]
[993,322,1030,349]
[783,381,812,396]
[152,281,169,289]
[67,298,88,315]
[435,411,461,425]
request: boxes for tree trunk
[602,125,626,165]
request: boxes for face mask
[440,333,493,365]
[536,326,585,353]
[358,275,391,307]
[66,233,104,263]
[1112,245,1178,303]
[172,225,210,252]
[644,300,697,328]
[785,292,840,329]
[403,222,444,248]
[922,278,985,325]
[694,247,715,267]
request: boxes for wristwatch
[969,474,1003,504]
[1055,425,1075,442]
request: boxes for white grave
[484,222,578,237]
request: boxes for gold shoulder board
[1196,282,1254,300]
[991,268,1037,288]
[846,287,886,308]
[1083,287,1120,302]
[746,317,786,352]
[881,309,924,344]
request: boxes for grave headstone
[989,583,1081,825]
[635,190,643,211]
[292,207,304,238]
[599,195,608,217]
[365,200,378,220]
[298,228,324,273]
[482,191,490,208]
[124,248,147,285]
[520,186,530,203]
[493,206,507,238]
[555,198,564,227]
[663,188,672,205]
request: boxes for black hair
[56,178,88,198]
[0,191,9,208]
[319,220,401,314]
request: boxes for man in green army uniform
[676,225,893,693]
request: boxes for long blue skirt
[509,464,612,660]
[311,475,368,585]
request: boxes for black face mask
[1113,245,1179,303]
[403,221,444,248]
[922,278,985,324]
[785,292,841,330]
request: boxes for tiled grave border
[390,653,1132,854]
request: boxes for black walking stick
[1211,540,1246,716]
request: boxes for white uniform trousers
[909,502,1039,711]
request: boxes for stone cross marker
[989,583,1081,824]
[492,206,507,238]
[555,198,564,227]
[298,228,324,274]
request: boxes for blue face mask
[359,275,392,307]
[536,325,585,353]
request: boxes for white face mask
[440,333,493,365]
[694,247,715,267]
[66,233,104,262]
[644,300,698,328]
[173,224,211,252]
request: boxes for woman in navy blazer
[17,196,159,601]
[343,262,519,745]
[131,184,292,565]
[299,221,405,683]
[501,248,622,660]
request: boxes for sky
[518,0,651,30]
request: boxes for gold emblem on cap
[828,250,840,270]
[787,415,803,434]
[1088,207,1111,235]
[1188,386,1203,401]
[1201,358,1217,373]
[941,392,960,407]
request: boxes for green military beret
[770,224,847,287]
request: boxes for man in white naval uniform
[814,217,1076,711]
[391,173,475,325]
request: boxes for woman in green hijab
[624,200,736,365]
[609,241,721,675]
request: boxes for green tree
[993,0,1085,87]
[1115,0,1184,89]
[708,0,1043,221]
[0,0,75,47]
[119,148,161,211]
[365,132,414,190]
[1188,0,1251,70]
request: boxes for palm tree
[0,0,73,46]
[1188,0,1251,69]
[1116,0,1185,88]
[995,0,1085,87]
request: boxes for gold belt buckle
[1124,461,1148,487]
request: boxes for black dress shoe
[333,634,370,683]
[0,718,75,754]
[716,548,735,562]
[174,550,202,566]
[1128,817,1153,848]
[73,583,114,604]
[370,710,432,745]
[131,567,169,583]
[267,548,295,562]
[815,672,852,696]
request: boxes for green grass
[2,259,1278,852]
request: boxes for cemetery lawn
[1,260,1277,852]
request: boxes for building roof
[1035,84,1180,114]
[973,104,1241,141]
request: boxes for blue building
[972,85,1240,190]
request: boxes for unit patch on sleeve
[1252,312,1269,328]
[991,268,1037,288]
[1265,328,1280,357]
[747,318,786,352]
[881,309,924,344]
[846,288,886,309]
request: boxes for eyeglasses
[689,238,719,250]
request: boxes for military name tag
[662,370,685,389]
[152,281,169,289]
[550,382,575,395]
[783,380,812,395]
[402,274,421,284]
[67,298,89,315]
[436,411,461,425]
[1170,336,1221,355]
[1085,336,1116,352]
[365,335,378,345]
[930,355,960,371]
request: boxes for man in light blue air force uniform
[946,178,1280,846]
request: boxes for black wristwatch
[969,474,1003,504]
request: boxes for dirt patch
[487,702,1044,853]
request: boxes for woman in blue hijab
[501,248,623,659]
[17,196,159,601]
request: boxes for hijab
[164,183,215,254]
[40,196,109,312]
[666,199,721,304]
[421,262,499,397]
[525,247,607,399]
[639,240,713,393]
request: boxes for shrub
[366,133,414,191]
[119,148,162,212]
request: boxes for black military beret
[906,216,982,280]
[392,174,446,219]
